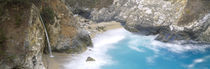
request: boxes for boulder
[86,57,96,62]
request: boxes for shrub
[185,9,191,14]
[67,0,113,9]
[0,0,31,5]
[41,7,55,24]
[15,15,22,27]
[0,7,3,16]
[0,29,6,44]
[0,34,5,55]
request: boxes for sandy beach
[86,21,124,38]
[45,21,123,69]
[43,53,73,69]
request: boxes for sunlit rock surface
[90,0,210,43]
[67,0,210,43]
[43,0,92,54]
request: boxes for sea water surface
[64,28,210,69]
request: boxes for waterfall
[39,15,54,57]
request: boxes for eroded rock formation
[67,0,210,43]
[0,4,46,69]
[0,0,210,69]
[0,0,92,68]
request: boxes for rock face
[0,0,93,68]
[67,0,210,43]
[42,0,92,54]
[65,0,113,18]
[0,0,209,68]
[0,4,46,69]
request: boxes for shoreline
[46,21,124,69]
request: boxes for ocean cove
[64,28,210,69]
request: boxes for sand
[43,53,73,69]
[86,21,124,38]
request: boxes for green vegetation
[15,15,22,27]
[0,29,6,55]
[0,29,6,44]
[66,0,113,9]
[41,7,55,24]
[0,0,31,16]
[0,45,5,56]
[0,0,31,5]
[0,6,3,16]
[185,9,191,14]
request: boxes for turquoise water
[65,28,210,69]
[100,29,210,69]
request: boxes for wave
[150,40,210,53]
[126,32,210,54]
[63,28,127,69]
[64,28,210,69]
[187,55,210,68]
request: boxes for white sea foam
[187,55,210,68]
[64,28,210,69]
[126,33,210,53]
[127,34,155,53]
[146,55,159,63]
[129,46,145,53]
[126,31,210,64]
[64,28,127,69]
[150,41,210,53]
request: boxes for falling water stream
[39,15,54,57]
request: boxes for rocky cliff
[0,3,46,68]
[40,0,92,54]
[66,0,210,43]
[0,0,210,69]
[0,0,92,69]
[93,0,210,43]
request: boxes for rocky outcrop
[0,4,46,69]
[67,0,210,43]
[86,57,95,62]
[64,0,113,19]
[0,0,209,68]
[156,0,210,43]
[0,0,93,69]
[42,0,92,54]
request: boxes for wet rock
[155,28,191,42]
[86,57,96,62]
[96,26,105,31]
